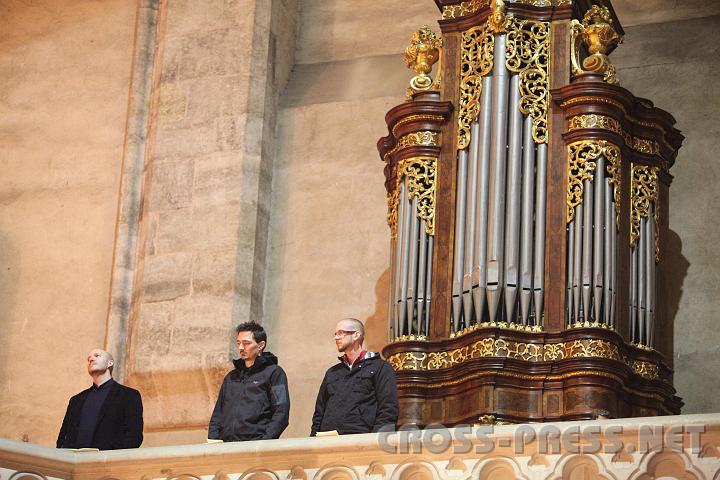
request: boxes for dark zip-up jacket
[57,380,143,450]
[208,352,289,441]
[311,352,398,435]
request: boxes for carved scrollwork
[631,360,660,380]
[382,131,439,162]
[566,140,621,223]
[442,0,490,19]
[458,22,495,149]
[505,16,551,143]
[630,164,659,248]
[387,337,627,370]
[387,156,437,238]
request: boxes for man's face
[236,331,265,363]
[87,349,113,375]
[334,320,359,353]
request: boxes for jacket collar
[232,351,278,372]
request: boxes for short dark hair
[236,321,267,345]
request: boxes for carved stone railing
[2,414,720,479]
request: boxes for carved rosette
[630,164,660,258]
[566,140,621,223]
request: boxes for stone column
[107,0,297,431]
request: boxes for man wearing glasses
[310,318,398,436]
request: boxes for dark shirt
[75,378,115,447]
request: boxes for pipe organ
[379,0,683,424]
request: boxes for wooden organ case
[378,0,684,425]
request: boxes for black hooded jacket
[208,352,289,441]
[311,352,398,435]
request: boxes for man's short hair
[342,318,365,344]
[236,321,267,345]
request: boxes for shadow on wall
[664,229,689,341]
[364,267,390,354]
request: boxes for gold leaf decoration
[505,16,551,143]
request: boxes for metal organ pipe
[486,33,509,323]
[504,74,523,324]
[581,178,593,321]
[603,182,613,326]
[397,180,410,335]
[406,196,421,329]
[592,157,605,324]
[463,121,482,325]
[416,218,428,333]
[519,115,535,325]
[534,144,547,325]
[452,149,469,331]
[471,76,493,325]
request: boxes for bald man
[56,349,143,450]
[311,318,398,436]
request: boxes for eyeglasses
[333,330,357,338]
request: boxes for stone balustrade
[1,414,719,480]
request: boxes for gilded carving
[404,26,443,99]
[570,6,623,84]
[457,21,495,149]
[568,321,613,330]
[568,114,622,135]
[633,137,661,155]
[566,141,621,223]
[387,156,437,237]
[391,114,445,137]
[387,338,626,370]
[442,0,490,19]
[458,10,550,149]
[631,360,660,380]
[505,16,551,143]
[630,164,659,248]
[383,131,440,162]
[567,114,663,159]
[390,334,428,343]
[451,321,542,337]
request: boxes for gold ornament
[387,338,627,371]
[566,141,621,223]
[404,26,443,99]
[630,164,659,249]
[387,156,437,238]
[505,16,551,143]
[442,0,490,19]
[570,6,623,84]
[457,21,495,149]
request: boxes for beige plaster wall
[0,0,137,445]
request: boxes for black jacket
[311,352,398,435]
[208,352,289,441]
[57,380,143,450]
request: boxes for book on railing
[206,439,223,444]
[315,430,339,437]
